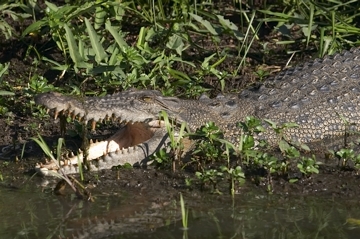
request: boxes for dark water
[1,177,360,239]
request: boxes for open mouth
[110,120,164,149]
[35,116,167,176]
[34,91,174,176]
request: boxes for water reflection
[1,177,360,239]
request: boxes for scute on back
[237,48,360,145]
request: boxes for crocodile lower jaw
[35,120,167,176]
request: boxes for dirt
[0,1,360,201]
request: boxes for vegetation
[1,0,360,193]
[32,134,93,200]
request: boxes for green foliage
[0,1,31,39]
[152,111,187,170]
[0,63,13,115]
[32,134,88,196]
[190,122,244,194]
[18,0,262,97]
[156,113,324,193]
[9,0,358,101]
[195,169,225,194]
[179,193,189,231]
[190,122,234,163]
[297,155,320,175]
[257,0,360,55]
[0,63,13,96]
[238,117,283,176]
[153,148,172,166]
[335,148,360,169]
[2,0,359,96]
[28,75,56,94]
[238,116,321,181]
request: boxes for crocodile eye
[142,96,154,103]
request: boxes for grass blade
[64,24,87,69]
[105,22,129,50]
[85,17,107,63]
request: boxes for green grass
[14,0,359,97]
[179,193,189,231]
[1,0,358,98]
[152,111,188,171]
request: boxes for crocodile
[35,47,360,176]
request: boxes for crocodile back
[239,48,360,146]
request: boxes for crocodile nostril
[220,112,231,118]
[225,100,237,108]
[209,102,221,108]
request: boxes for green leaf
[299,143,310,152]
[90,66,125,78]
[217,15,238,31]
[278,140,290,152]
[189,13,218,35]
[0,62,9,78]
[167,67,191,82]
[85,18,107,63]
[32,134,55,161]
[106,21,129,50]
[94,6,107,30]
[264,119,277,129]
[283,122,299,128]
[0,91,14,96]
[41,56,69,71]
[45,1,59,12]
[64,24,88,69]
[21,19,48,37]
[108,47,119,65]
[211,54,227,68]
[166,34,185,56]
[258,9,295,19]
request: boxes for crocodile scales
[35,48,360,175]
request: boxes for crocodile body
[35,48,360,175]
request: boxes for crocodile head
[35,89,253,175]
[34,90,188,176]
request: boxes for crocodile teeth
[91,120,96,130]
[54,110,59,119]
[90,139,94,144]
